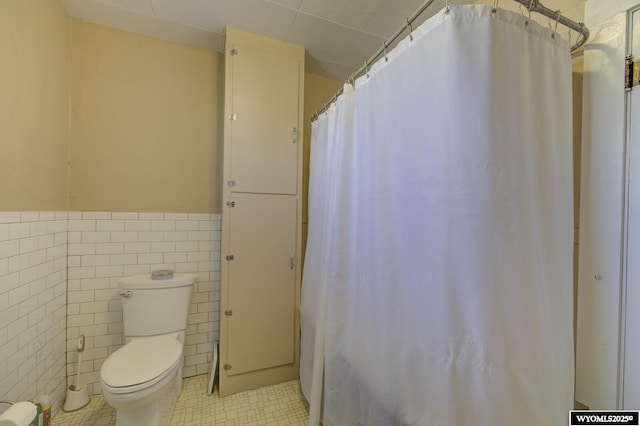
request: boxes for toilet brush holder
[63,334,90,412]
[62,385,89,412]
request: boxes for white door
[623,6,640,409]
[576,0,640,410]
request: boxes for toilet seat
[101,335,182,394]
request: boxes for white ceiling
[59,0,468,81]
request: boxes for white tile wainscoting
[0,211,221,417]
[0,212,68,414]
[65,212,221,396]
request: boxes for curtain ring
[445,0,450,15]
[406,18,414,41]
[568,28,572,46]
[365,60,369,78]
[524,0,533,27]
[491,0,498,16]
[551,11,561,38]
[383,42,389,62]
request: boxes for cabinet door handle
[290,254,295,270]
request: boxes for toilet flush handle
[119,290,133,298]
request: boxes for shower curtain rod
[311,0,589,121]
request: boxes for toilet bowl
[101,335,182,425]
[99,272,195,426]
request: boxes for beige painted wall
[69,21,222,213]
[0,0,71,211]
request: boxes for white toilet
[100,272,196,426]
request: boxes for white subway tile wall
[0,212,68,414]
[65,212,221,396]
[0,211,221,413]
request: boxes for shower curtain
[302,5,574,426]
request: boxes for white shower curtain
[300,83,355,402]
[302,5,573,426]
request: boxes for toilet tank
[119,273,196,338]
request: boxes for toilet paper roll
[0,401,37,426]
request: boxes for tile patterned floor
[52,375,309,425]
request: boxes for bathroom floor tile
[52,375,309,425]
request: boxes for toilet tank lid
[101,335,182,388]
[119,273,196,289]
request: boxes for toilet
[100,272,196,426]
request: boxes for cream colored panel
[230,43,301,195]
[226,193,297,375]
[220,28,304,396]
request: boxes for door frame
[621,3,640,408]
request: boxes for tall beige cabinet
[219,28,305,396]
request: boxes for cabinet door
[229,43,301,195]
[226,193,297,375]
